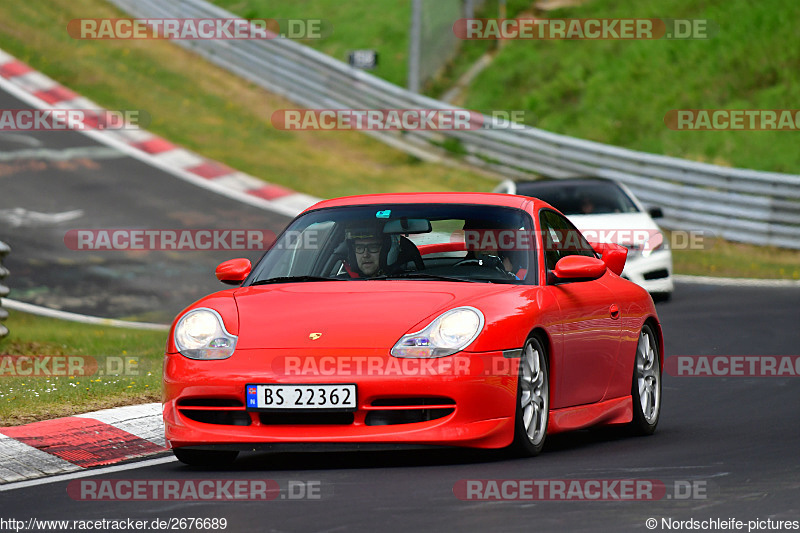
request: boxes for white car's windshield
[248,203,534,284]
[516,180,639,216]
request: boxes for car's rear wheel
[630,323,661,435]
[173,448,239,467]
[510,336,549,456]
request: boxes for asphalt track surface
[0,88,292,323]
[2,88,800,531]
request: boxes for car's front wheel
[510,336,549,456]
[173,448,239,467]
[630,323,661,435]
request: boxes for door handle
[609,304,620,320]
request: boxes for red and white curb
[0,47,320,218]
[0,403,165,485]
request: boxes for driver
[342,226,389,278]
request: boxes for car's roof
[305,192,543,212]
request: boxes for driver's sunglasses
[354,243,381,254]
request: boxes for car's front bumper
[621,249,673,296]
[164,349,518,450]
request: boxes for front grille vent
[259,412,355,425]
[365,408,454,426]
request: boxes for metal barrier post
[0,240,9,338]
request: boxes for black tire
[629,323,662,435]
[509,336,549,456]
[173,448,239,467]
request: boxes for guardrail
[106,0,800,249]
[0,240,9,338]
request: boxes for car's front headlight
[391,307,484,358]
[174,308,237,360]
[642,231,667,258]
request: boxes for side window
[539,210,595,272]
[270,221,335,278]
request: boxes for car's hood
[567,212,661,247]
[232,281,510,349]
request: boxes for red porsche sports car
[164,193,663,465]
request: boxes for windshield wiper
[379,272,487,283]
[250,276,338,286]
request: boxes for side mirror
[215,258,251,285]
[647,206,664,219]
[588,241,627,276]
[551,255,607,283]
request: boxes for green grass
[213,0,535,92]
[0,0,497,199]
[0,312,165,426]
[461,0,800,173]
[212,0,531,87]
[670,234,800,280]
[214,0,412,88]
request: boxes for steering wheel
[453,255,513,278]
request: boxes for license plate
[246,384,357,410]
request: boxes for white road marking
[0,132,43,147]
[1,299,169,330]
[0,208,83,228]
[0,146,123,161]
[674,274,800,288]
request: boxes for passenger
[580,196,595,214]
[462,219,527,280]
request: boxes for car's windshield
[248,203,534,284]
[516,180,639,216]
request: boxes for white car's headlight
[391,307,484,358]
[642,231,666,258]
[174,308,237,360]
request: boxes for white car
[494,177,673,301]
